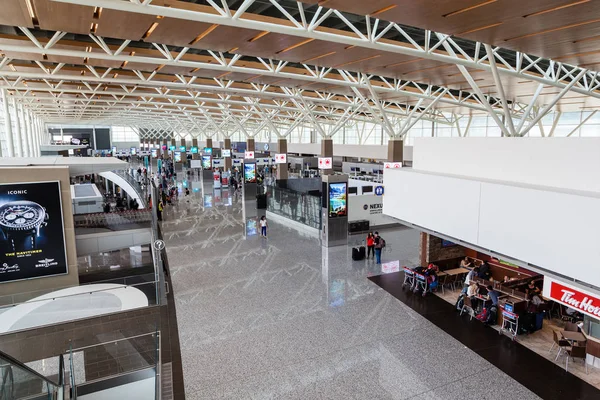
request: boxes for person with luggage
[373,232,385,265]
[366,232,375,259]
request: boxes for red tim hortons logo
[550,281,600,317]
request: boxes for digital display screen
[174,151,181,163]
[203,147,213,155]
[191,146,199,154]
[222,149,231,157]
[161,145,167,151]
[203,195,212,208]
[111,146,117,154]
[151,149,157,158]
[244,163,256,183]
[328,183,347,218]
[246,219,257,236]
[0,181,68,283]
[202,155,212,169]
[130,147,137,156]
[179,146,186,152]
[169,145,176,151]
[441,239,457,247]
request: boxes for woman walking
[366,232,375,259]
[260,216,268,238]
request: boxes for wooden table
[444,267,470,276]
[561,331,586,343]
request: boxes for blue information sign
[375,186,384,196]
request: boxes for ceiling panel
[34,0,94,35]
[0,0,34,28]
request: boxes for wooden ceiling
[0,0,599,118]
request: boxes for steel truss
[52,0,600,100]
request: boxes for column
[206,138,213,149]
[387,138,403,163]
[1,88,14,157]
[192,138,199,160]
[276,138,288,181]
[246,138,254,153]
[93,126,97,150]
[19,104,29,157]
[223,138,231,169]
[61,127,64,144]
[180,138,186,163]
[11,97,23,157]
[321,137,333,175]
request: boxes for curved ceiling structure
[1,0,599,138]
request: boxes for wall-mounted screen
[191,146,199,154]
[179,146,186,152]
[244,163,257,183]
[202,155,212,169]
[203,147,213,154]
[441,239,457,248]
[174,151,181,163]
[0,181,68,283]
[329,182,347,218]
[130,147,137,156]
[151,149,157,158]
[161,145,167,151]
[111,146,117,154]
[222,149,231,157]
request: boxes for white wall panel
[413,137,600,193]
[478,183,600,287]
[383,169,481,244]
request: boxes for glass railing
[266,186,322,230]
[114,169,149,207]
[67,331,160,399]
[0,350,64,400]
[73,209,152,229]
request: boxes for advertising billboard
[151,149,157,158]
[0,181,68,283]
[244,163,257,183]
[161,145,167,151]
[222,149,231,157]
[130,147,137,156]
[191,146,199,154]
[328,183,347,218]
[202,155,212,169]
[174,151,182,163]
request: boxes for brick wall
[420,233,465,266]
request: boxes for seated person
[485,285,500,306]
[467,282,480,310]
[526,280,540,294]
[477,261,491,280]
[503,276,511,283]
[460,257,472,269]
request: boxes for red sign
[318,157,332,169]
[275,154,287,164]
[384,162,402,169]
[245,151,255,159]
[547,279,600,318]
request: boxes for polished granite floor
[160,178,542,400]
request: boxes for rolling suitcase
[352,246,366,261]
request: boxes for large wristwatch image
[0,201,49,254]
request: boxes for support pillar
[276,138,288,181]
[246,138,255,153]
[1,88,14,157]
[205,138,213,149]
[180,138,186,163]
[224,138,231,169]
[11,97,23,157]
[321,138,333,175]
[387,138,404,163]
[192,138,199,160]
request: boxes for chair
[565,322,579,332]
[444,274,457,292]
[550,330,571,360]
[566,345,587,372]
[461,296,475,320]
[437,274,448,294]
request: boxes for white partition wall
[383,168,600,288]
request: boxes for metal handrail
[66,331,158,353]
[0,349,59,387]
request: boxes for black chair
[566,345,587,372]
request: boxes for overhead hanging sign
[0,181,68,283]
[275,154,287,164]
[318,157,332,169]
[245,151,255,159]
[384,162,402,169]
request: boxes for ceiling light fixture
[443,0,497,17]
[9,64,16,71]
[523,0,590,18]
[249,31,270,42]
[506,18,600,41]
[371,5,397,17]
[189,24,219,45]
[143,22,159,39]
[277,38,315,54]
[457,22,502,35]
[25,0,36,19]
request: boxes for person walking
[260,216,268,238]
[374,231,385,264]
[157,200,163,221]
[366,232,375,259]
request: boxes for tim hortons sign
[544,276,600,318]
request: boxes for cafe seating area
[429,256,600,389]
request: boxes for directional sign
[384,162,402,169]
[275,153,287,164]
[318,157,332,169]
[375,186,384,196]
[245,151,255,159]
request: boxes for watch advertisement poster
[0,181,68,283]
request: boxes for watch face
[0,201,45,231]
